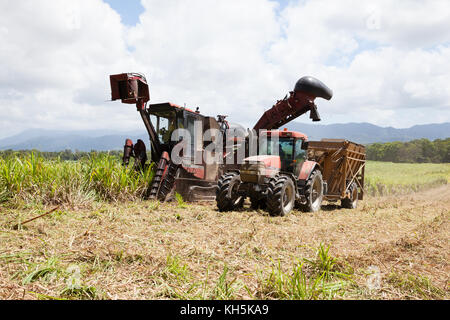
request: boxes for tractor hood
[240,155,281,183]
[244,155,281,168]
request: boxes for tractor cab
[261,129,308,175]
[240,129,308,184]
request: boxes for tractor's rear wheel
[300,170,323,212]
[216,172,244,212]
[266,175,296,216]
[341,182,358,209]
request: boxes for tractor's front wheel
[267,175,296,216]
[216,172,244,212]
[299,170,323,212]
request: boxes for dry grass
[1,183,449,300]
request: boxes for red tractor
[215,76,365,216]
[215,131,366,216]
[216,128,326,216]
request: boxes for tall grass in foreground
[257,244,352,299]
[365,161,449,196]
[0,153,154,206]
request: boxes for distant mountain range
[286,122,450,144]
[0,129,148,152]
[0,122,448,152]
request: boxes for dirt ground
[0,185,448,300]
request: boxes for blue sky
[104,0,145,25]
[104,0,293,26]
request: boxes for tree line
[1,137,449,163]
[366,138,450,163]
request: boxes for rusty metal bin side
[306,140,366,200]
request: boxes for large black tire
[341,182,358,209]
[266,175,296,216]
[216,172,244,212]
[300,170,323,212]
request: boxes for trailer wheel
[216,172,244,212]
[300,170,323,212]
[341,182,358,209]
[267,176,296,216]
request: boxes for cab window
[294,139,306,162]
[278,139,294,161]
[150,111,177,144]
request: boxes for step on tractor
[216,80,366,216]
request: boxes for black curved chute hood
[294,76,333,101]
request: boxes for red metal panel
[297,160,318,180]
[263,130,308,140]
[110,73,149,104]
[182,164,205,179]
[253,92,316,131]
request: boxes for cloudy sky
[0,0,449,139]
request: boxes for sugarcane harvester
[216,77,366,216]
[110,73,230,202]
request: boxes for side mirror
[302,141,309,150]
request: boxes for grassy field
[0,155,448,300]
[365,161,450,196]
[0,153,153,206]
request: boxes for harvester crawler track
[148,155,169,200]
[156,161,180,201]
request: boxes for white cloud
[0,0,142,137]
[0,0,449,139]
[127,0,284,123]
[267,0,450,127]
